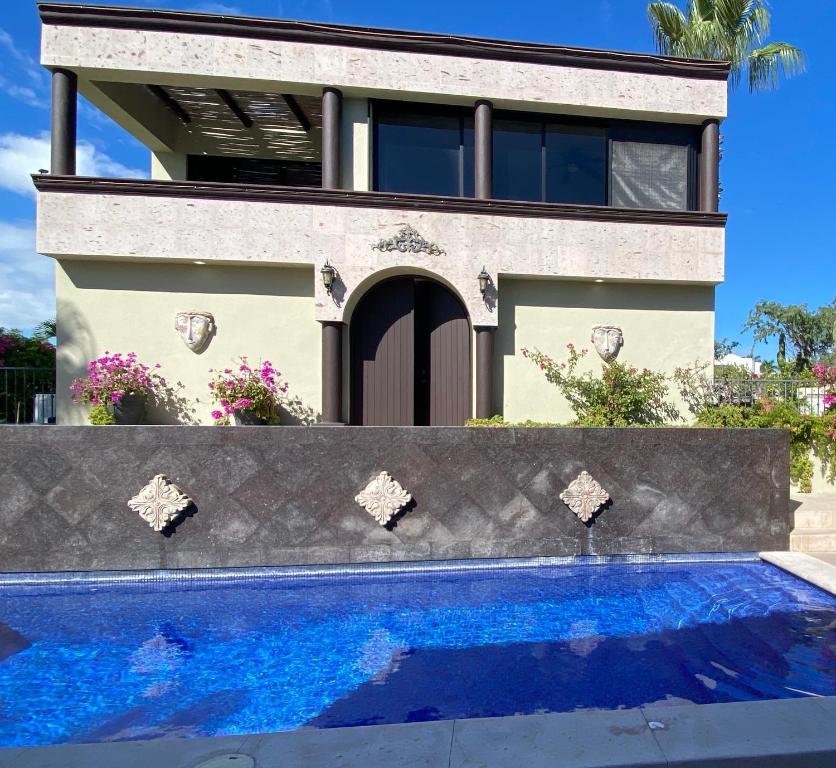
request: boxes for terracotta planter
[113,393,145,425]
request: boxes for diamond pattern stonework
[128,474,192,532]
[559,471,610,523]
[355,471,412,526]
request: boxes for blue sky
[1,0,833,363]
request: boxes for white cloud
[0,28,44,85]
[0,132,147,198]
[0,28,49,108]
[0,221,54,331]
[0,77,46,109]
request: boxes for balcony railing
[712,378,828,415]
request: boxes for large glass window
[493,119,542,202]
[373,105,473,197]
[493,116,607,205]
[372,102,698,210]
[545,124,607,205]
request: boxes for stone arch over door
[350,275,472,425]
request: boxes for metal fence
[0,367,57,424]
[712,378,828,415]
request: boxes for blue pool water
[0,558,834,747]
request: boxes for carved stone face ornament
[591,325,624,362]
[175,311,215,352]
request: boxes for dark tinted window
[187,155,321,186]
[493,118,607,205]
[545,125,607,205]
[374,107,473,196]
[493,119,542,202]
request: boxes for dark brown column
[475,326,496,419]
[51,69,77,175]
[700,119,720,212]
[474,99,493,199]
[321,321,344,424]
[321,87,342,190]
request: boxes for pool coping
[2,697,835,767]
[2,552,835,767]
[759,551,836,596]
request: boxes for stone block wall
[0,426,789,572]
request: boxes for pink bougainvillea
[813,364,836,413]
[70,352,164,405]
[207,357,288,424]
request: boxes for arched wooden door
[350,277,471,426]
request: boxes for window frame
[371,99,474,198]
[372,100,701,210]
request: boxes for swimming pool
[0,556,834,747]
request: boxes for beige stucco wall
[38,190,725,329]
[42,25,726,122]
[151,151,188,180]
[496,278,714,423]
[341,97,370,191]
[55,260,320,425]
[808,453,836,494]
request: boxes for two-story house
[35,3,728,425]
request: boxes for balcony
[35,174,725,328]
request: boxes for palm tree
[33,318,56,340]
[648,0,804,92]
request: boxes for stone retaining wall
[0,426,789,572]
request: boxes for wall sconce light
[477,266,491,296]
[321,261,336,294]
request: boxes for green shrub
[696,401,836,492]
[465,416,562,428]
[88,404,116,425]
[522,345,679,426]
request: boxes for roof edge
[37,3,731,81]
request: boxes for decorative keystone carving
[128,474,192,532]
[560,471,610,523]
[372,225,445,256]
[175,311,215,352]
[591,325,624,362]
[355,471,412,526]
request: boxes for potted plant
[208,357,287,425]
[70,352,164,425]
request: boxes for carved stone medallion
[371,225,445,256]
[590,325,624,362]
[355,471,412,526]
[175,311,215,352]
[128,474,192,532]
[559,471,610,523]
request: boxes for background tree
[743,300,836,373]
[648,0,804,92]
[714,337,740,359]
[0,326,56,368]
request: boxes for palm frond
[647,0,804,92]
[748,41,805,91]
[648,2,692,56]
[33,319,56,339]
[692,0,718,25]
